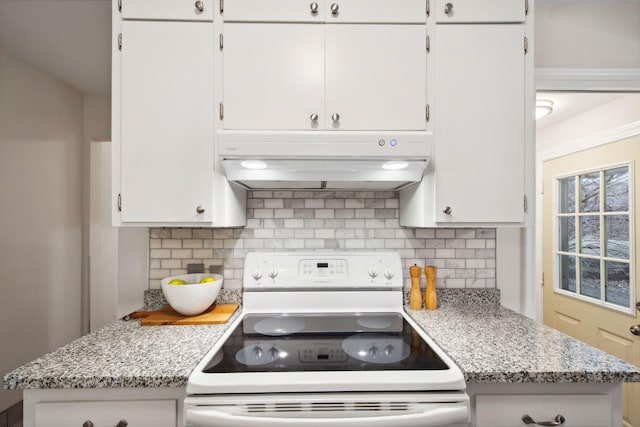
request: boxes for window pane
[558,255,576,293]
[605,215,629,260]
[559,176,575,213]
[580,258,601,299]
[605,167,629,212]
[580,173,600,213]
[580,216,600,255]
[605,261,630,308]
[558,216,575,252]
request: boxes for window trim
[552,160,636,316]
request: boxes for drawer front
[225,0,425,23]
[122,0,214,21]
[434,0,525,23]
[35,400,177,427]
[475,394,612,427]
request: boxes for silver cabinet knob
[631,325,640,336]
[522,414,565,426]
[444,2,453,14]
[196,206,205,214]
[195,0,204,11]
[331,113,340,122]
[310,113,319,121]
[330,3,339,15]
[83,422,94,427]
[443,206,452,215]
[310,2,319,14]
[115,421,128,427]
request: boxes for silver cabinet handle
[331,113,340,122]
[195,0,204,12]
[310,113,319,121]
[330,3,339,15]
[443,206,452,215]
[444,2,453,14]
[522,414,565,426]
[115,421,128,427]
[196,206,205,214]
[83,422,94,427]
[631,325,640,336]
[310,2,318,14]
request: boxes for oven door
[185,392,469,427]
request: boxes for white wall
[535,0,640,69]
[0,47,84,411]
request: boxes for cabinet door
[224,0,325,22]
[434,24,525,223]
[120,20,214,223]
[325,24,426,131]
[434,0,525,23]
[122,0,214,21]
[35,400,176,427]
[223,23,324,130]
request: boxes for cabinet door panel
[325,24,426,131]
[223,24,324,130]
[35,400,176,427]
[224,0,325,22]
[434,0,525,23]
[121,21,214,223]
[122,0,213,21]
[434,24,525,223]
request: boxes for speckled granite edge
[144,288,242,310]
[402,288,500,308]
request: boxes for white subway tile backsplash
[148,192,496,290]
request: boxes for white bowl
[160,273,223,316]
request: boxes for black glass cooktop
[202,313,449,373]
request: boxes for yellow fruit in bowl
[168,279,187,285]
[199,277,216,284]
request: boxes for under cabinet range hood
[218,131,432,190]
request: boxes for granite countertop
[4,292,640,390]
[406,306,640,383]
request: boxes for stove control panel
[299,344,348,363]
[243,251,403,289]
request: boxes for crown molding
[536,68,640,92]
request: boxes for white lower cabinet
[468,382,623,427]
[24,388,185,427]
[35,400,176,427]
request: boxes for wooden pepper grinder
[425,265,438,310]
[409,264,423,310]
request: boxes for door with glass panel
[543,134,640,427]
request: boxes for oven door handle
[187,405,468,427]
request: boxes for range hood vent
[217,130,432,190]
[221,159,429,190]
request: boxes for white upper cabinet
[434,0,526,23]
[119,20,214,223]
[433,24,525,223]
[121,0,214,20]
[221,1,427,132]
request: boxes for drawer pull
[83,422,94,427]
[522,414,565,426]
[115,420,128,427]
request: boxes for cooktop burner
[202,313,449,373]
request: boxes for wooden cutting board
[140,303,239,326]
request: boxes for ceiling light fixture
[241,160,267,170]
[536,99,554,120]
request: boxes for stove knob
[251,268,263,281]
[268,266,279,280]
[268,346,279,360]
[369,344,379,360]
[383,267,394,280]
[384,345,395,357]
[252,345,263,359]
[368,265,379,279]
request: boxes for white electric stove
[185,252,469,427]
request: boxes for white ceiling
[0,0,111,94]
[535,92,627,130]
